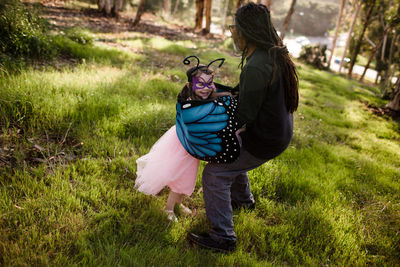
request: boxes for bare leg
[165,191,192,217]
[164,191,182,222]
[165,191,183,211]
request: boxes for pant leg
[202,148,267,242]
[230,172,255,207]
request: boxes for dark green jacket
[237,48,293,160]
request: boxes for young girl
[135,63,232,222]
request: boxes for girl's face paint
[193,73,215,99]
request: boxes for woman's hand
[235,125,246,147]
[210,91,233,99]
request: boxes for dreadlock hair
[179,65,214,100]
[235,2,299,113]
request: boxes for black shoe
[231,199,255,211]
[187,232,236,253]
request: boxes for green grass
[1,27,400,266]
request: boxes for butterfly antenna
[207,58,225,69]
[183,55,200,68]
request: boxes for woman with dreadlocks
[188,2,299,252]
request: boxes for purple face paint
[192,75,216,91]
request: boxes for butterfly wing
[176,96,240,163]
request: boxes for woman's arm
[210,91,232,99]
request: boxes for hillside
[1,2,399,266]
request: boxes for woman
[188,2,299,252]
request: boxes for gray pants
[202,147,267,242]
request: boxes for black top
[237,48,293,160]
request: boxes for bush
[0,0,55,58]
[64,27,93,45]
[299,44,328,70]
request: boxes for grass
[1,21,400,266]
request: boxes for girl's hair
[235,3,299,113]
[179,65,214,100]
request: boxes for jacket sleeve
[236,66,268,127]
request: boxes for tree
[328,0,346,68]
[132,0,146,26]
[195,0,205,30]
[360,0,400,85]
[280,0,297,40]
[194,0,212,34]
[97,0,123,17]
[338,0,362,73]
[258,0,272,8]
[173,0,180,16]
[163,0,171,18]
[97,0,105,13]
[385,75,400,111]
[236,0,244,9]
[204,0,212,33]
[359,26,390,81]
[221,0,230,36]
[262,0,272,9]
[378,0,400,95]
[347,0,376,78]
[381,31,398,97]
[113,0,123,17]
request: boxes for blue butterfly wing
[176,96,240,163]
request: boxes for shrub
[64,27,93,45]
[0,0,55,58]
[299,44,328,70]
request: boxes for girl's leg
[172,192,193,215]
[165,191,183,211]
[164,191,182,222]
[165,191,192,219]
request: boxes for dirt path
[40,1,222,42]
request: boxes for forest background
[0,0,400,265]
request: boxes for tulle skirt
[135,125,200,196]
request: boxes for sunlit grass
[1,30,399,266]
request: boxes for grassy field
[1,17,400,266]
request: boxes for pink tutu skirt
[135,125,200,196]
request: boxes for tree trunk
[221,0,229,36]
[204,0,212,33]
[380,0,393,61]
[359,26,389,82]
[112,0,123,17]
[163,0,171,18]
[173,0,180,16]
[375,72,380,84]
[262,0,272,8]
[132,0,146,26]
[385,76,400,111]
[328,0,346,68]
[280,0,297,40]
[347,0,376,78]
[195,0,205,30]
[380,32,398,96]
[104,0,112,15]
[236,0,244,9]
[338,0,362,74]
[381,33,388,60]
[97,0,105,12]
